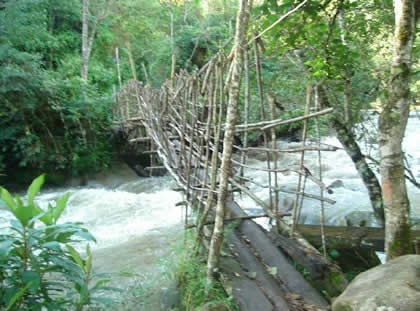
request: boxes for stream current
[1,113,419,283]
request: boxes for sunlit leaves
[27,174,45,206]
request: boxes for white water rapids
[0,114,419,277]
[238,113,420,228]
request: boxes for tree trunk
[379,0,415,261]
[125,41,137,80]
[81,0,107,81]
[318,87,385,226]
[291,51,385,227]
[332,116,385,226]
[81,0,89,81]
[206,0,252,284]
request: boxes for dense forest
[0,0,236,185]
[2,0,417,184]
[0,0,419,310]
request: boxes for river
[238,113,420,228]
[0,113,419,305]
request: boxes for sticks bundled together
[114,44,337,234]
[112,0,352,303]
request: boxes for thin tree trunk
[206,0,252,284]
[253,30,273,212]
[379,0,415,261]
[142,63,150,85]
[338,7,351,123]
[81,0,109,81]
[170,11,176,88]
[48,10,55,70]
[333,117,385,225]
[125,41,137,80]
[240,49,250,178]
[292,85,311,232]
[115,48,122,88]
[81,0,89,81]
[318,87,385,226]
[314,86,327,258]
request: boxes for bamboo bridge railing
[111,57,420,310]
[113,52,336,227]
[112,48,355,309]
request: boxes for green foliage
[111,231,237,311]
[165,233,238,311]
[0,175,115,310]
[112,0,233,87]
[250,0,394,130]
[0,0,114,180]
[0,0,236,180]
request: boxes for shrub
[0,174,115,310]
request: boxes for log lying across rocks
[294,224,420,252]
[216,201,331,310]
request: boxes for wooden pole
[292,86,312,233]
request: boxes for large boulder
[332,255,420,311]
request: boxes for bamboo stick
[268,94,279,230]
[314,86,327,258]
[240,48,250,178]
[235,176,336,205]
[292,86,312,233]
[185,213,291,229]
[195,60,225,254]
[239,145,339,153]
[234,107,333,132]
[253,30,273,212]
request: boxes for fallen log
[220,257,278,311]
[267,231,327,281]
[202,224,280,311]
[226,201,329,308]
[226,230,291,310]
[295,224,420,252]
[226,179,347,298]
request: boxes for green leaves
[1,190,37,227]
[85,244,92,275]
[39,193,70,226]
[5,282,33,311]
[266,266,278,276]
[1,174,73,227]
[0,188,16,211]
[27,174,45,206]
[0,240,14,257]
[0,175,115,310]
[66,245,84,270]
[0,0,114,178]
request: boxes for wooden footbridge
[112,53,420,311]
[112,46,346,309]
[111,3,419,310]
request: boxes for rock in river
[332,255,420,311]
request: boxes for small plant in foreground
[0,174,115,310]
[115,232,238,311]
[166,233,238,311]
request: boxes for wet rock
[411,217,420,230]
[332,255,420,311]
[328,180,344,189]
[160,281,181,311]
[344,211,376,227]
